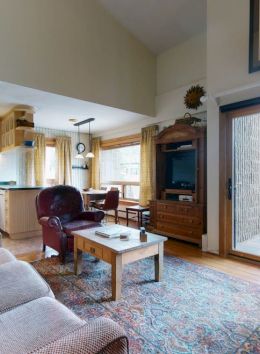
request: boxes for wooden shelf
[72,166,88,170]
[16,126,34,131]
[164,189,194,194]
[163,148,195,153]
[0,109,35,152]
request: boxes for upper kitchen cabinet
[0,106,34,152]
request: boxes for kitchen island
[0,186,43,239]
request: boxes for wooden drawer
[157,222,202,240]
[157,202,202,217]
[77,238,103,258]
[157,212,202,226]
[84,241,103,258]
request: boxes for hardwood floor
[2,217,260,286]
[165,239,260,285]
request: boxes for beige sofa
[0,248,128,354]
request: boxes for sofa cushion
[0,260,54,313]
[63,220,99,236]
[0,297,85,354]
[32,318,129,354]
[0,247,16,265]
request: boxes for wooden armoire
[149,123,206,246]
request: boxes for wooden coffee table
[73,226,167,300]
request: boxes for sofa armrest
[78,210,105,222]
[39,216,63,231]
[32,318,128,354]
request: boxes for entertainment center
[149,123,206,246]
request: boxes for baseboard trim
[8,230,42,240]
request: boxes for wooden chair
[91,190,119,224]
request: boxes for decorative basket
[175,113,202,126]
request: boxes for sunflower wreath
[184,85,206,110]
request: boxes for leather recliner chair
[36,185,104,263]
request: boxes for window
[45,146,56,185]
[100,145,140,200]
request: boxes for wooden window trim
[101,134,141,150]
[45,137,56,147]
[101,181,140,201]
[100,136,141,201]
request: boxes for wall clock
[76,142,86,154]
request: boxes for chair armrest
[39,216,63,231]
[78,210,105,222]
[32,318,129,354]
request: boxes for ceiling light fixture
[69,118,78,123]
[86,119,95,159]
[74,118,95,159]
[75,125,84,159]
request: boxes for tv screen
[166,150,196,189]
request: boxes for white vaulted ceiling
[0,82,150,134]
[97,0,206,54]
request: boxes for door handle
[227,177,232,200]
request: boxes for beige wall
[207,0,260,253]
[98,34,207,140]
[0,0,155,116]
[207,0,260,96]
[157,33,206,95]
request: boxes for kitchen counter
[0,185,44,190]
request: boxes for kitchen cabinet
[0,188,42,239]
[0,108,34,152]
[0,190,6,231]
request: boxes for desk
[126,205,149,227]
[81,190,107,209]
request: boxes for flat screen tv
[165,150,196,190]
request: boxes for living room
[0,0,260,353]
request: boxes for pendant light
[86,119,95,158]
[75,125,84,159]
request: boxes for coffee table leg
[154,242,163,281]
[111,254,123,300]
[74,238,82,275]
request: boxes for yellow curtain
[56,136,72,185]
[90,137,101,189]
[34,133,46,186]
[139,125,158,206]
[25,150,35,186]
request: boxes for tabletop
[126,205,149,211]
[72,225,167,254]
[81,190,107,195]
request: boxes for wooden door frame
[219,104,260,261]
[219,111,229,257]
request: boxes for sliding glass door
[224,106,260,260]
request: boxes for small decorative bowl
[23,140,35,147]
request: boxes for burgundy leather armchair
[36,185,104,263]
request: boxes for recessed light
[68,118,78,123]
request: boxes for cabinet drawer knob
[90,247,96,254]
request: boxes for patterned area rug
[33,255,260,354]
